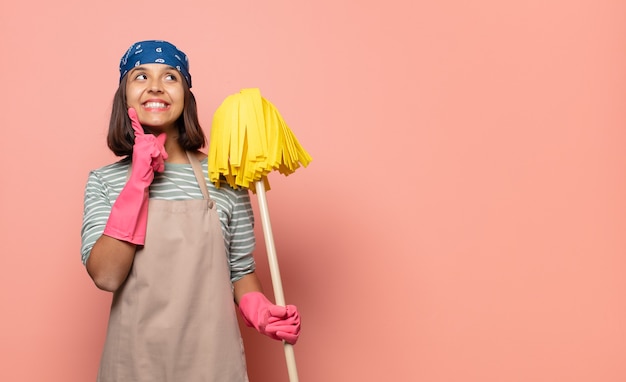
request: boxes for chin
[144,123,175,133]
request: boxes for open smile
[142,101,170,111]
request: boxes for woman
[81,40,300,381]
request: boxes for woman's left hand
[238,291,301,344]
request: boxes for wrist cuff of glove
[103,226,145,245]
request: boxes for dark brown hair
[107,75,206,157]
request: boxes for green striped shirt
[81,157,256,282]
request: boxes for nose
[147,78,164,93]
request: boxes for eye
[134,73,147,80]
[164,73,179,81]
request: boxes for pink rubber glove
[103,108,168,245]
[239,292,301,345]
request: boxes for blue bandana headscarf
[119,40,192,88]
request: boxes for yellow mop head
[208,88,312,192]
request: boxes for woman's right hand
[101,108,168,247]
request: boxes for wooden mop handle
[254,180,299,382]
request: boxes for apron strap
[125,152,212,202]
[186,151,211,201]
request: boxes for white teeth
[144,102,167,108]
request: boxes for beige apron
[97,152,248,382]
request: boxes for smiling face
[125,63,185,133]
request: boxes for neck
[164,137,189,164]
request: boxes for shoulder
[90,157,130,175]
[193,150,207,162]
[87,158,130,187]
[198,156,247,195]
[199,159,250,201]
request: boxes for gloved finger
[150,134,168,172]
[152,152,165,172]
[155,132,169,160]
[137,134,166,173]
[267,313,300,325]
[268,305,299,322]
[127,108,144,137]
[267,305,288,319]
[267,315,301,328]
[285,305,299,317]
[275,330,300,345]
[266,325,301,341]
[266,315,301,330]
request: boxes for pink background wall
[1,1,625,381]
